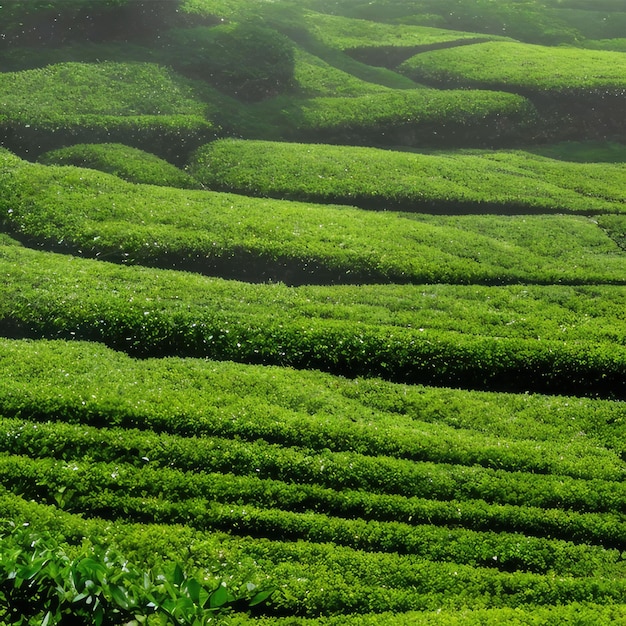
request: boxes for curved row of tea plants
[1,0,625,623]
[0,61,218,161]
[0,339,624,476]
[0,338,625,618]
[245,87,538,146]
[3,451,626,563]
[189,139,626,214]
[2,152,625,286]
[2,485,625,623]
[1,246,625,397]
[399,41,626,96]
[38,142,201,189]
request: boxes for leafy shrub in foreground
[0,521,272,626]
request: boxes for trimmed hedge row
[3,153,626,286]
[246,87,539,146]
[38,143,202,189]
[1,487,625,618]
[299,10,506,52]
[0,61,216,161]
[3,416,625,514]
[0,112,215,164]
[229,604,626,626]
[0,338,623,477]
[188,139,626,214]
[2,413,625,547]
[301,0,583,45]
[4,453,624,575]
[398,41,626,95]
[291,47,398,97]
[1,247,625,398]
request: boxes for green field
[0,0,625,624]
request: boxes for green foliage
[582,38,626,52]
[0,62,215,160]
[3,444,626,554]
[164,23,296,102]
[189,139,626,214]
[299,10,507,53]
[1,483,626,620]
[0,61,208,117]
[0,338,624,475]
[1,2,626,623]
[547,6,626,41]
[301,0,581,44]
[399,41,626,95]
[0,243,625,397]
[246,87,537,145]
[528,141,626,163]
[4,151,626,286]
[38,143,202,189]
[227,603,626,625]
[291,47,396,97]
[0,521,271,625]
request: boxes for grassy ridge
[189,139,626,214]
[0,246,625,397]
[399,41,626,95]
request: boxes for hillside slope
[0,0,625,624]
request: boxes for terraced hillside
[0,0,625,624]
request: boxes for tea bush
[0,62,215,160]
[1,1,626,623]
[301,0,581,45]
[290,47,397,97]
[0,521,271,626]
[163,23,296,102]
[6,152,626,286]
[299,10,505,56]
[399,41,626,95]
[1,484,625,619]
[247,87,537,146]
[38,143,202,189]
[0,247,625,397]
[0,338,623,477]
[189,139,626,214]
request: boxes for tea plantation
[0,0,625,624]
